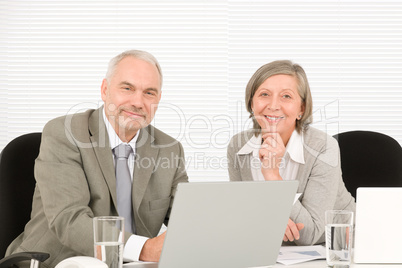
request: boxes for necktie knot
[113,144,132,159]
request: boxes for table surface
[275,259,402,267]
[124,260,402,268]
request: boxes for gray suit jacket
[6,108,188,267]
[227,126,355,245]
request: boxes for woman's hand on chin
[259,130,285,181]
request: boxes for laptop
[354,187,402,263]
[124,180,298,268]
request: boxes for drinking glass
[93,216,124,268]
[325,210,353,267]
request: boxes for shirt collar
[102,107,139,153]
[237,129,305,164]
[286,129,305,164]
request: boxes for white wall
[1,0,402,182]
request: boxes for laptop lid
[354,187,402,263]
[158,180,298,268]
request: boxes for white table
[125,260,402,268]
[275,260,402,268]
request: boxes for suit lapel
[89,112,159,234]
[88,108,118,209]
[133,126,159,212]
[237,154,254,181]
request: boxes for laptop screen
[158,181,298,268]
[354,187,402,264]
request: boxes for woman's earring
[298,114,302,119]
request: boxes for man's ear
[158,90,162,102]
[101,78,108,101]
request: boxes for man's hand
[139,231,166,262]
[283,219,304,242]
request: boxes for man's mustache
[118,107,146,117]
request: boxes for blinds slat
[2,0,402,182]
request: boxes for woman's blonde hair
[245,60,313,136]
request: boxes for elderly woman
[227,60,355,245]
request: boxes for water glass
[325,210,353,267]
[93,216,124,268]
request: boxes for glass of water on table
[325,210,354,267]
[93,216,124,268]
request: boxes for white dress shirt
[102,108,148,262]
[237,129,305,181]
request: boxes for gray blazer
[227,126,355,245]
[6,108,188,267]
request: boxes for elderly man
[6,50,188,267]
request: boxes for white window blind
[1,0,402,182]
[228,1,402,144]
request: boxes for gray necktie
[113,144,134,233]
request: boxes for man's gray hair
[105,49,163,86]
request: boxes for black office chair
[0,133,49,267]
[333,130,402,199]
